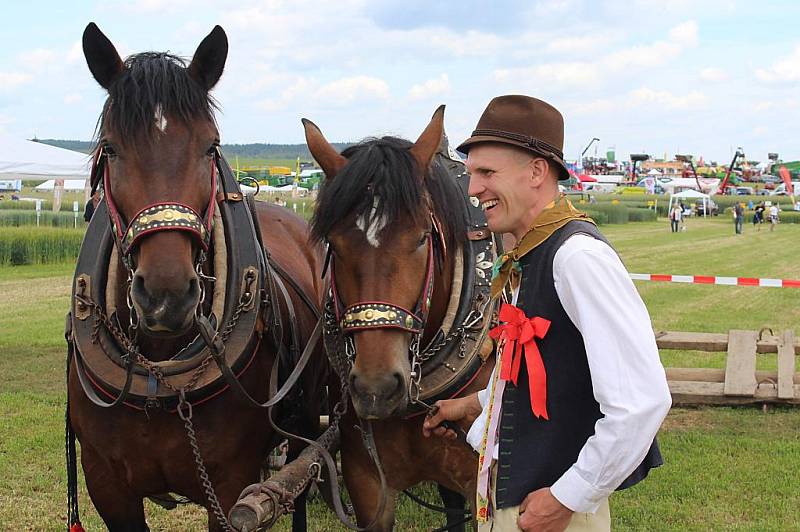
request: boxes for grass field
[1,217,799,530]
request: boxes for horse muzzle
[130,272,201,336]
[348,369,409,419]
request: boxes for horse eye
[102,143,117,158]
[206,144,217,157]
[418,232,430,247]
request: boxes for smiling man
[423,95,672,531]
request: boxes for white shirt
[466,234,672,513]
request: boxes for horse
[66,23,326,531]
[303,107,498,530]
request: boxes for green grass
[2,219,800,529]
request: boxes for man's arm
[547,234,672,513]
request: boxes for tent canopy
[35,179,88,191]
[0,135,91,178]
[671,189,709,199]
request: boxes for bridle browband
[91,146,218,269]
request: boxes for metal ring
[238,176,261,195]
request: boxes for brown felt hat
[457,95,570,180]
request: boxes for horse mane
[311,136,467,251]
[95,52,217,145]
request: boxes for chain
[408,333,423,404]
[178,390,232,532]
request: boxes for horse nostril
[392,372,404,396]
[187,276,200,299]
[131,273,147,302]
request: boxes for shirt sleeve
[548,235,672,513]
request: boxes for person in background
[753,202,765,231]
[769,202,779,231]
[734,203,744,235]
[83,190,100,222]
[670,204,682,233]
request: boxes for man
[734,202,744,234]
[768,202,779,231]
[83,190,100,222]
[423,95,671,531]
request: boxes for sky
[2,0,800,164]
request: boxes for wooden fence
[658,329,799,405]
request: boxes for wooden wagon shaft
[229,423,341,532]
[655,330,800,354]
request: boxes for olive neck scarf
[490,195,595,299]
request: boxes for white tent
[670,188,710,217]
[35,179,89,191]
[0,135,91,179]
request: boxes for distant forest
[34,139,351,160]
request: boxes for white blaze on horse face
[356,197,388,248]
[154,104,167,133]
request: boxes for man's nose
[467,177,484,197]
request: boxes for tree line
[35,139,351,160]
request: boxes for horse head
[83,23,227,336]
[307,107,465,419]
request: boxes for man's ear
[529,157,550,187]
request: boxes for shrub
[779,211,800,224]
[0,210,81,227]
[587,203,629,224]
[0,227,84,265]
[583,210,608,225]
[627,208,657,222]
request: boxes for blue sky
[2,0,800,164]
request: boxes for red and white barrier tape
[630,273,800,288]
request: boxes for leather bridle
[90,145,218,271]
[324,211,446,403]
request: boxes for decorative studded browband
[91,147,217,261]
[330,219,437,336]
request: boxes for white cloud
[256,74,389,111]
[546,35,610,54]
[627,87,707,109]
[409,74,450,101]
[17,48,59,73]
[63,94,82,105]
[314,76,389,105]
[494,61,600,88]
[753,125,768,136]
[756,44,800,82]
[493,20,698,88]
[754,101,774,112]
[668,20,699,47]
[0,71,33,90]
[565,98,615,116]
[67,41,83,64]
[699,67,727,82]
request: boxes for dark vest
[494,220,663,509]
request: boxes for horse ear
[188,25,228,91]
[302,118,347,179]
[410,105,445,180]
[82,23,124,90]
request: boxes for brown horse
[304,108,496,530]
[67,24,325,531]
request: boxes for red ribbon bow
[489,303,551,420]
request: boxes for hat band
[471,128,563,160]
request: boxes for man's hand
[517,488,573,532]
[421,394,482,440]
